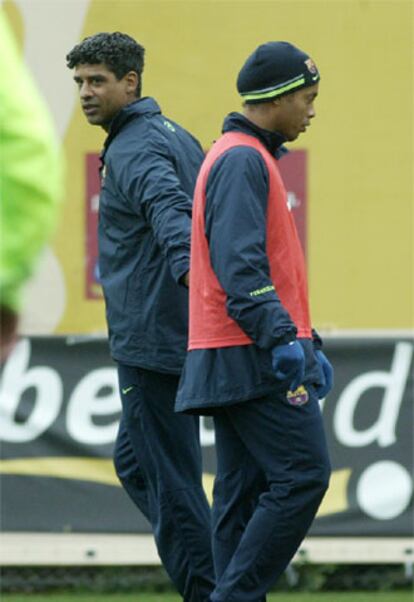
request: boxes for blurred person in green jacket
[0,11,63,361]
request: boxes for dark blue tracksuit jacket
[176,112,323,413]
[99,97,204,373]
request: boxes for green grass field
[1,593,412,602]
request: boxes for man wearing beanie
[176,41,333,600]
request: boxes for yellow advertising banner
[3,0,413,335]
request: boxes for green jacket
[0,11,62,312]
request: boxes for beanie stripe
[240,74,306,101]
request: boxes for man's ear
[125,70,139,94]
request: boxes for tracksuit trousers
[210,386,331,602]
[114,363,215,602]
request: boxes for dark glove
[314,350,334,399]
[271,341,305,391]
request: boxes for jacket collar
[102,97,161,157]
[222,112,288,159]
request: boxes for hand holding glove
[271,341,305,392]
[314,350,334,399]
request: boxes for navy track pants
[114,363,215,601]
[210,386,331,602]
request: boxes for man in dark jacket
[66,32,214,600]
[176,42,333,601]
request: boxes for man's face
[272,83,319,141]
[73,63,138,128]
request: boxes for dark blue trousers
[114,364,215,601]
[211,387,330,602]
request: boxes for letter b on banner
[0,339,62,442]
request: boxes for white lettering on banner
[1,338,411,462]
[0,339,62,443]
[66,369,120,445]
[334,342,413,448]
[0,340,217,448]
[0,339,121,446]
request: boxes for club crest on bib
[286,385,309,406]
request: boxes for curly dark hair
[66,32,145,97]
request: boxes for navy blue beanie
[237,41,320,104]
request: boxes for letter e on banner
[66,368,120,445]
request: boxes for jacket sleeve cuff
[256,327,297,350]
[169,255,190,285]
